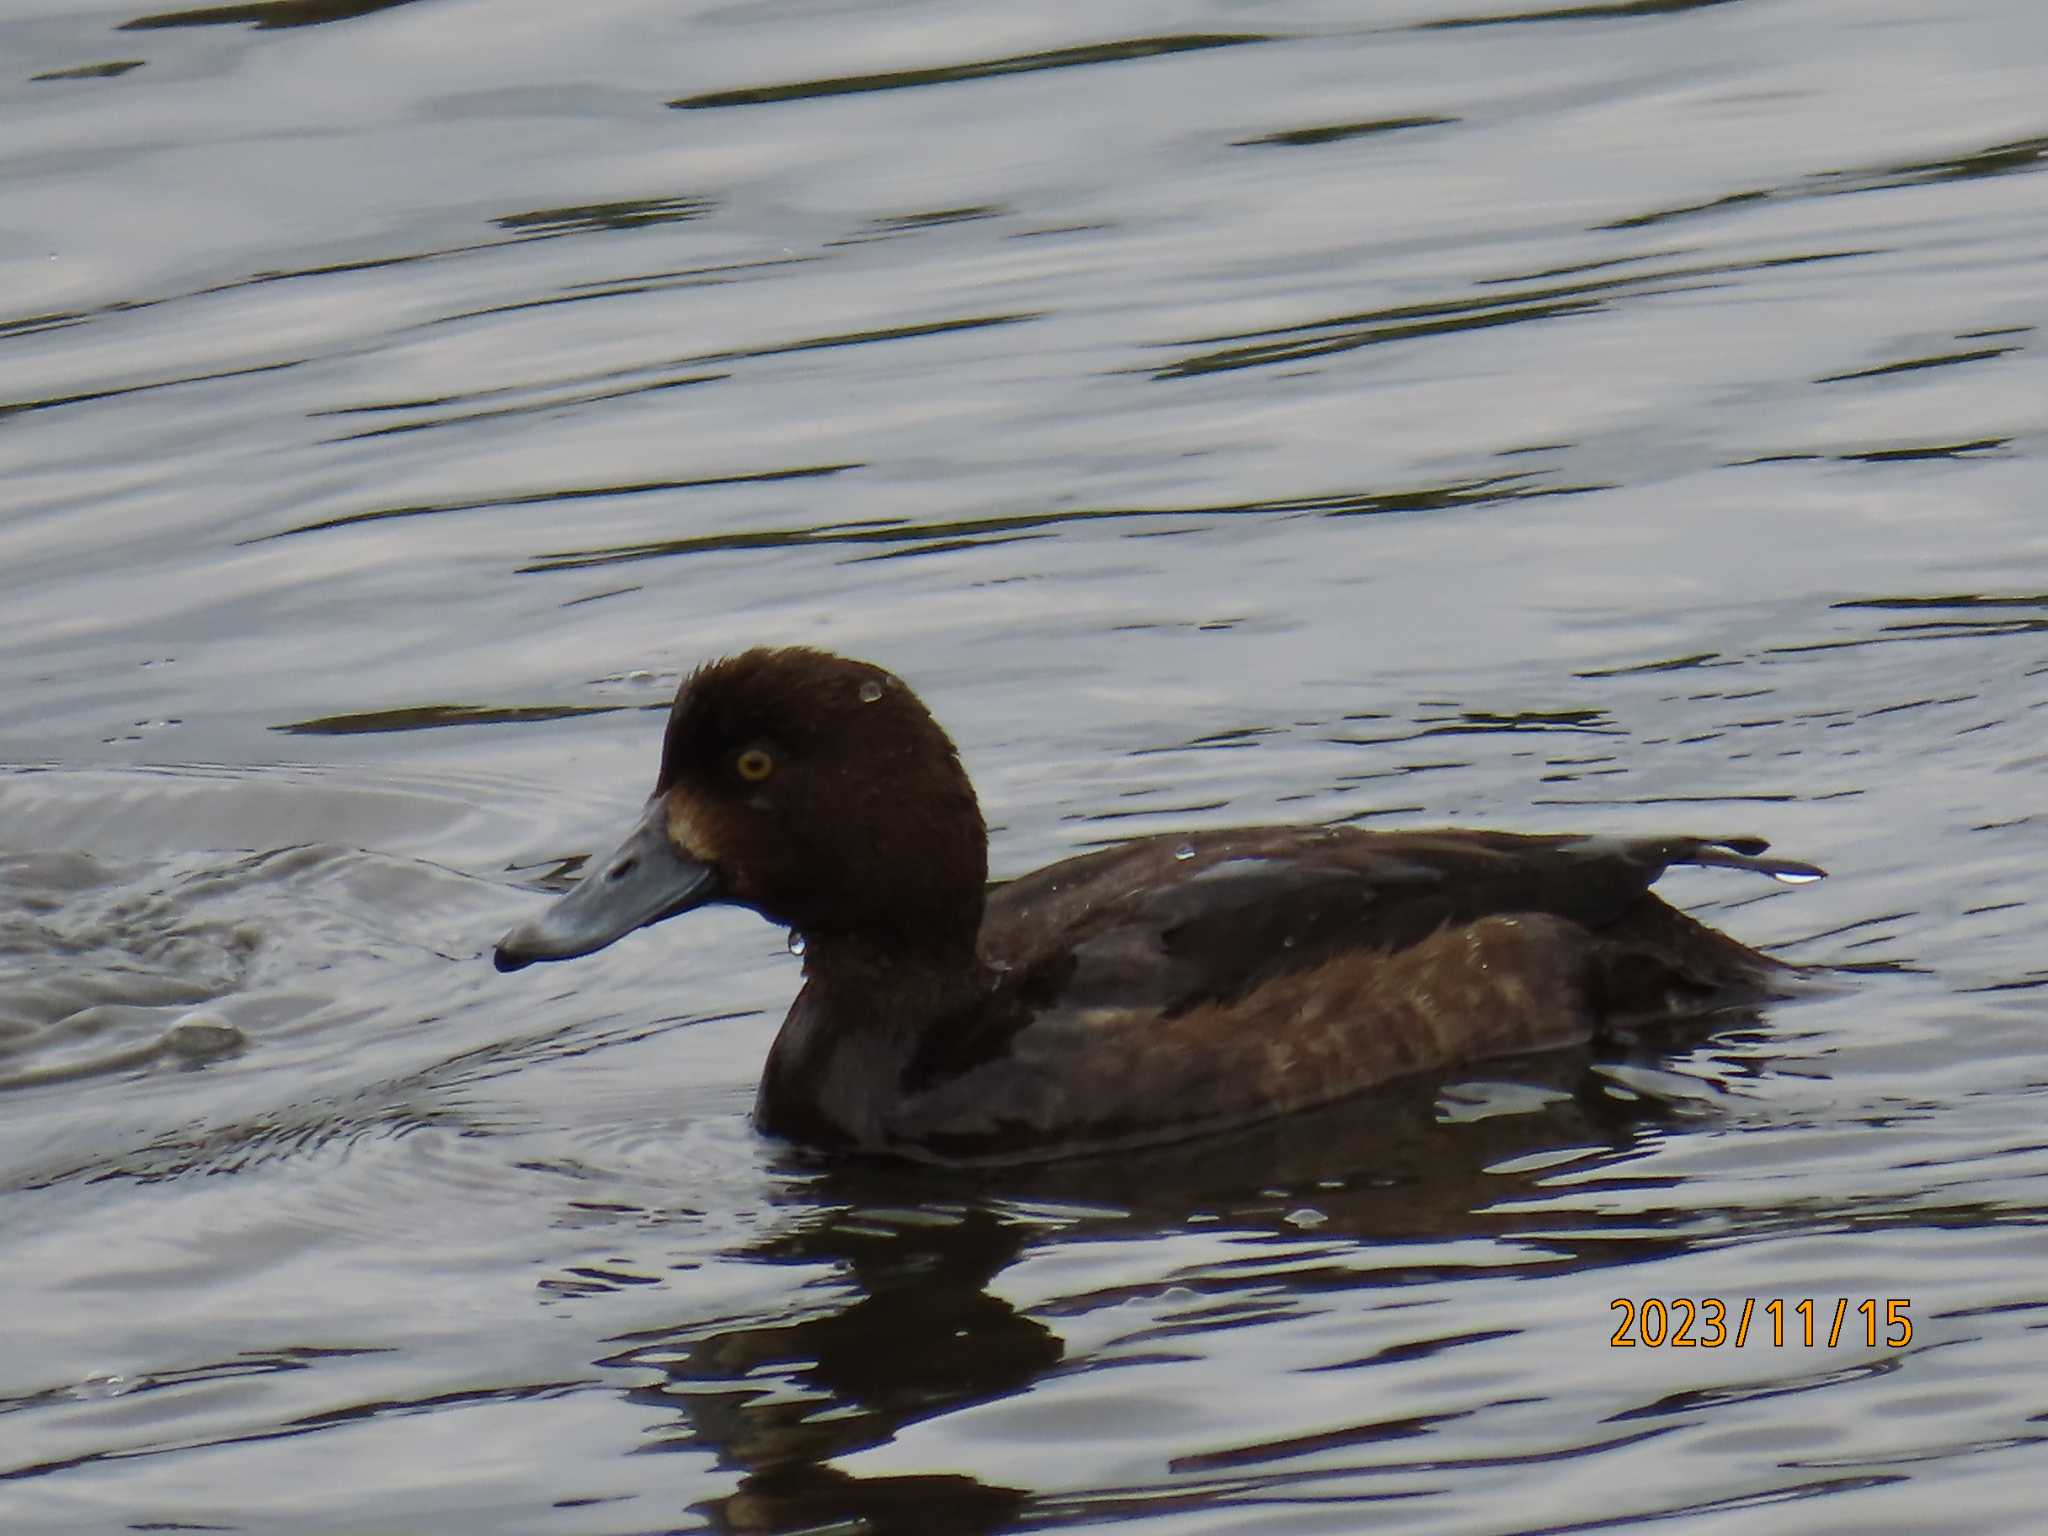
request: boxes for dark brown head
[495,648,988,972]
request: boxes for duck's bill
[494,799,719,972]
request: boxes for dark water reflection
[120,0,427,32]
[569,1031,1837,1534]
[668,34,1267,112]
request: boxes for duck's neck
[754,931,994,1151]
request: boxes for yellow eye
[734,747,776,783]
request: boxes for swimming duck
[495,647,1823,1164]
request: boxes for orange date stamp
[1609,1297,1913,1348]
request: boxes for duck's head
[494,647,987,974]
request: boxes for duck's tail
[1581,835,1831,1022]
[1665,835,1828,884]
[1563,833,1827,886]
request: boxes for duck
[494,646,1824,1165]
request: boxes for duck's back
[881,826,1815,1162]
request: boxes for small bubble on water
[77,1372,131,1400]
[165,1015,247,1062]
[1173,843,1196,862]
[857,680,884,703]
[787,931,806,957]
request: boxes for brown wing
[888,827,1819,1159]
[983,825,1817,1015]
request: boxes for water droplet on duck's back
[787,931,806,956]
[1173,843,1196,862]
[857,680,883,704]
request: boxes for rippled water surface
[4,0,2047,1531]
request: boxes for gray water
[3,1,2046,1531]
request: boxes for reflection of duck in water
[579,1079,1718,1536]
[496,648,1824,1164]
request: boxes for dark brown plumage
[496,647,1825,1164]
